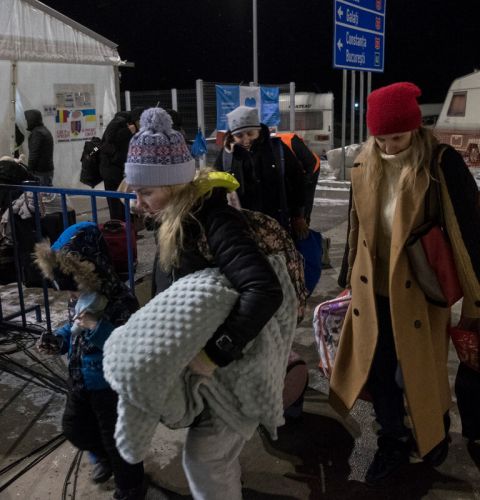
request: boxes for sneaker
[113,483,146,500]
[91,460,112,484]
[365,436,410,485]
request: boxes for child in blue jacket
[34,222,145,500]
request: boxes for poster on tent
[215,84,280,130]
[54,84,97,142]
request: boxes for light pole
[253,0,258,85]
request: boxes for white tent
[0,0,122,187]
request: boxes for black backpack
[80,137,102,188]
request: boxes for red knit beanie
[367,82,422,136]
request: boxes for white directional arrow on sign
[337,39,344,51]
[337,5,344,18]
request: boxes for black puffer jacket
[214,124,306,225]
[99,112,133,183]
[24,110,54,173]
[164,188,284,367]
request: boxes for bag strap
[270,137,289,227]
[425,145,448,226]
[222,149,233,173]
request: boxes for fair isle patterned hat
[125,108,195,187]
[227,106,261,134]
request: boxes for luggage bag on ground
[313,290,351,378]
[99,219,137,275]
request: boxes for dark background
[41,0,479,104]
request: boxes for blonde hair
[357,127,438,191]
[157,167,213,271]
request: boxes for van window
[278,111,324,131]
[447,92,467,117]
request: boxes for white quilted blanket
[103,254,297,464]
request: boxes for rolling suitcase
[99,219,137,275]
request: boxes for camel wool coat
[330,145,480,457]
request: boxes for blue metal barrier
[0,184,137,333]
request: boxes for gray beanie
[125,108,195,187]
[227,106,261,134]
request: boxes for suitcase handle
[103,219,125,233]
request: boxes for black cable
[0,325,73,493]
[0,355,68,394]
[0,435,66,492]
[0,359,68,395]
[71,450,83,500]
[61,450,83,500]
[0,434,64,476]
[22,349,69,388]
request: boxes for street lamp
[253,0,258,85]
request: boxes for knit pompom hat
[367,82,422,136]
[227,106,261,134]
[125,108,195,187]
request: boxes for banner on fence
[54,84,97,142]
[216,84,280,130]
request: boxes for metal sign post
[289,82,296,132]
[359,71,364,142]
[350,70,356,145]
[253,0,258,86]
[341,70,347,180]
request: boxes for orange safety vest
[276,133,321,174]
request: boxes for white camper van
[420,103,443,128]
[278,92,334,155]
[434,71,480,171]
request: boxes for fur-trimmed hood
[34,222,118,294]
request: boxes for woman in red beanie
[330,82,480,484]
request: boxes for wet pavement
[0,182,479,499]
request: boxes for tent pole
[10,61,17,156]
[113,65,121,112]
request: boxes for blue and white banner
[216,84,280,130]
[261,87,280,126]
[215,85,240,131]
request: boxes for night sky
[41,0,480,104]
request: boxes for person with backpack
[117,107,299,499]
[276,132,321,225]
[99,112,135,220]
[214,106,308,239]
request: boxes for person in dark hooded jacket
[214,106,309,240]
[100,112,135,220]
[34,222,145,500]
[24,109,54,186]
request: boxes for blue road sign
[333,0,386,72]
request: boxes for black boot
[91,459,113,483]
[365,436,411,485]
[113,482,146,500]
[423,412,451,467]
[423,436,450,466]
